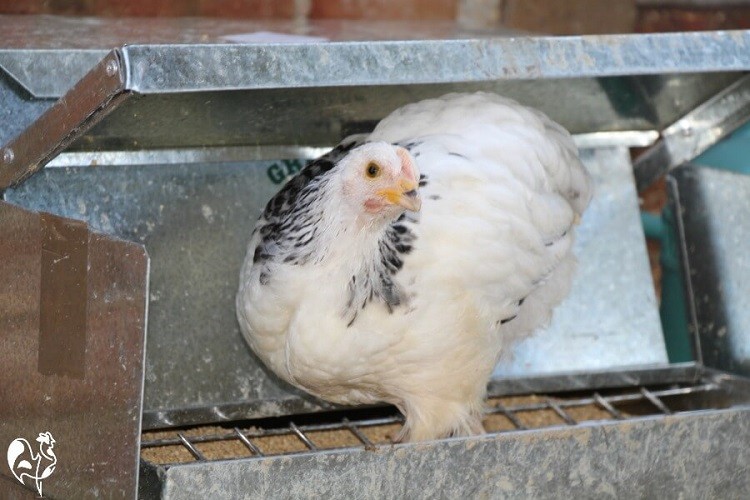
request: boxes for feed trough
[1,16,749,498]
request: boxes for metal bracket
[0,50,129,190]
[634,73,750,190]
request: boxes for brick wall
[2,0,750,33]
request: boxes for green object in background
[658,206,694,363]
[695,121,750,175]
[641,210,693,363]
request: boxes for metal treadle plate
[0,201,148,499]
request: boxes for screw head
[105,59,119,77]
[2,148,14,163]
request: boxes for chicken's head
[338,142,421,219]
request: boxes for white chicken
[236,92,592,441]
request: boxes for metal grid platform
[137,367,750,499]
[141,381,721,464]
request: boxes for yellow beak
[378,179,421,212]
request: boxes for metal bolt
[105,59,119,77]
[2,148,13,163]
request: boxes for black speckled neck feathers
[252,140,361,269]
[250,139,424,324]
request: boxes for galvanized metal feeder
[1,16,750,499]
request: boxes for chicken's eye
[366,162,381,179]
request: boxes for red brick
[48,0,97,16]
[0,0,299,18]
[502,0,637,35]
[0,0,69,15]
[310,0,457,21]
[94,0,199,17]
[458,0,503,29]
[199,0,296,18]
[636,7,750,33]
[640,176,667,214]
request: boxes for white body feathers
[237,93,592,441]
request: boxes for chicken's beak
[395,147,422,212]
[397,179,422,212]
[378,179,421,212]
